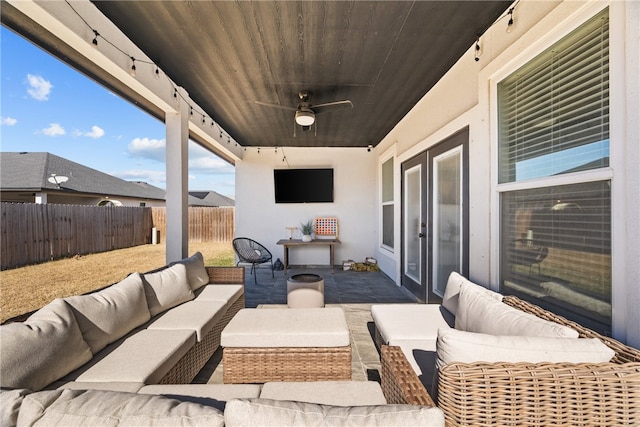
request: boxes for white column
[34,192,47,204]
[165,92,189,264]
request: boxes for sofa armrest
[205,266,245,285]
[438,361,640,426]
[380,345,435,407]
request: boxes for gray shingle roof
[189,191,235,207]
[1,152,165,200]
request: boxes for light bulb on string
[92,30,99,48]
[154,66,160,80]
[506,8,515,33]
[129,57,137,76]
[474,37,481,62]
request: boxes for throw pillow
[0,299,93,391]
[142,263,195,316]
[170,252,210,291]
[455,281,578,338]
[65,273,151,353]
[441,272,502,317]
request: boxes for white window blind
[498,10,609,183]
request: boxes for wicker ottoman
[220,307,351,383]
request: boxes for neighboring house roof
[0,152,231,206]
[0,152,166,200]
[189,191,235,207]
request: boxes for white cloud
[41,123,65,136]
[26,74,53,101]
[1,117,17,126]
[128,137,166,162]
[189,156,231,172]
[74,125,105,139]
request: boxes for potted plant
[300,219,314,242]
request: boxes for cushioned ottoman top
[221,308,349,348]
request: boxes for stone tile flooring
[194,265,418,384]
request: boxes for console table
[276,239,341,273]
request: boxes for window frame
[379,147,396,253]
[489,4,614,330]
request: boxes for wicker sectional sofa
[374,273,640,426]
[0,253,245,392]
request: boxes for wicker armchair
[232,237,274,284]
[380,295,640,426]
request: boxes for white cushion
[224,399,445,427]
[142,263,194,316]
[221,308,349,348]
[0,299,93,391]
[75,329,195,384]
[260,381,387,406]
[194,284,244,308]
[17,389,224,427]
[148,300,227,341]
[371,304,453,343]
[441,272,503,317]
[436,328,615,368]
[65,273,151,353]
[455,282,579,338]
[171,252,210,291]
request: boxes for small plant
[300,219,314,236]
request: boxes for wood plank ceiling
[92,1,511,148]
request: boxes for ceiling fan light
[295,110,315,126]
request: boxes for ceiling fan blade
[312,100,353,114]
[254,101,297,111]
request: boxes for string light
[474,37,481,62]
[92,30,99,48]
[64,0,240,151]
[506,7,515,33]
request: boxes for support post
[165,92,189,263]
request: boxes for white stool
[287,273,325,308]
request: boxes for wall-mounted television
[274,168,334,203]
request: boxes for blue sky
[0,27,235,197]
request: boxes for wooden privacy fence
[1,204,234,270]
[151,207,235,243]
[1,203,152,270]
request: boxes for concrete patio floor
[194,265,418,384]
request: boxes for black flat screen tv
[274,168,334,203]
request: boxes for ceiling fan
[255,90,353,133]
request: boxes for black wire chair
[232,237,274,284]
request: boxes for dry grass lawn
[0,242,235,323]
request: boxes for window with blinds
[498,9,611,335]
[498,9,609,184]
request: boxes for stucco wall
[235,147,376,266]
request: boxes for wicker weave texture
[438,361,640,426]
[503,295,640,364]
[381,345,435,407]
[158,291,245,384]
[205,266,245,284]
[223,346,352,384]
